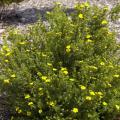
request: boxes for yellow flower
[5,52,11,56]
[2,46,10,51]
[86,96,92,101]
[89,91,95,96]
[41,76,50,83]
[69,78,75,81]
[61,67,67,71]
[25,94,30,99]
[4,79,10,84]
[96,92,103,96]
[74,4,78,9]
[18,109,22,114]
[42,53,47,57]
[66,48,71,53]
[49,101,55,107]
[47,63,52,66]
[108,32,112,35]
[37,72,42,77]
[66,45,71,53]
[93,16,97,19]
[46,11,51,15]
[79,60,84,63]
[101,20,108,25]
[96,92,103,99]
[26,50,30,52]
[45,79,51,83]
[27,111,32,116]
[38,88,43,91]
[15,106,19,111]
[1,51,4,55]
[78,14,84,19]
[11,74,16,78]
[104,7,109,11]
[89,66,97,70]
[102,102,108,106]
[79,4,85,8]
[61,67,68,75]
[100,62,105,66]
[108,65,114,68]
[53,68,57,71]
[66,45,71,49]
[79,85,86,90]
[107,83,112,87]
[28,102,34,106]
[41,76,47,80]
[29,82,33,85]
[72,108,78,113]
[84,2,90,7]
[5,60,9,63]
[86,34,91,39]
[38,109,43,114]
[55,2,61,5]
[56,32,62,35]
[113,74,119,78]
[100,96,103,99]
[19,42,26,45]
[115,105,120,110]
[63,70,68,75]
[86,39,93,43]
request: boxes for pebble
[0,29,5,34]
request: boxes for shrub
[0,2,120,120]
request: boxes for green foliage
[0,2,120,120]
[110,3,120,21]
[0,0,23,6]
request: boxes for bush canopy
[0,2,120,120]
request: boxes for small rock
[0,29,5,34]
[20,17,26,23]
